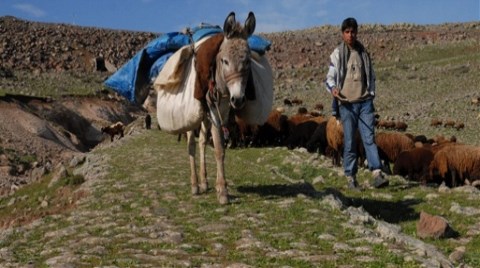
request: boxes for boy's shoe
[371,169,389,188]
[346,176,360,190]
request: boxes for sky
[1,0,479,34]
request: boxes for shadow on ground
[237,182,421,224]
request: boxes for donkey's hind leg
[187,130,199,195]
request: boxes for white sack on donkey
[154,35,273,134]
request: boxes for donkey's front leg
[198,121,209,193]
[187,131,199,195]
[210,124,228,204]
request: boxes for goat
[101,122,125,142]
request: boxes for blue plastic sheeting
[248,35,271,55]
[149,52,174,81]
[104,25,271,104]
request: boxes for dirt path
[2,127,473,267]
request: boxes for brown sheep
[404,133,415,141]
[287,112,313,134]
[309,111,323,117]
[375,132,415,174]
[413,134,428,144]
[432,134,457,146]
[377,120,396,130]
[393,147,434,184]
[454,122,465,131]
[291,97,303,105]
[285,120,320,150]
[326,116,344,166]
[375,119,387,129]
[101,122,125,142]
[443,120,455,128]
[429,144,480,187]
[227,115,258,148]
[253,108,289,147]
[297,107,308,114]
[314,102,324,111]
[325,116,365,167]
[286,115,327,149]
[283,98,293,106]
[306,120,328,154]
[394,121,408,131]
[430,119,443,127]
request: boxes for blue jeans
[339,99,382,177]
[332,98,339,116]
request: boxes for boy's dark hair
[341,17,358,32]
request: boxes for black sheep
[285,120,319,150]
[393,147,434,184]
[306,121,328,155]
[145,114,152,129]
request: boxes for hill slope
[0,17,479,267]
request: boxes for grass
[2,122,480,266]
[0,171,85,230]
[94,131,480,265]
[0,70,107,98]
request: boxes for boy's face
[342,27,357,47]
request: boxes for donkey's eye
[222,59,229,66]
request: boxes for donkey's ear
[244,12,256,36]
[223,12,236,38]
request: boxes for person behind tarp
[325,17,388,190]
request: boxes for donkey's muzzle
[231,95,246,110]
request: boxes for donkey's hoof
[218,195,229,205]
[191,186,199,195]
[217,190,229,205]
[199,183,208,194]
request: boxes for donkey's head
[216,11,255,110]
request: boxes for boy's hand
[332,87,340,98]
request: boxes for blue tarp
[104,24,271,104]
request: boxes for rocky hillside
[2,15,478,114]
[1,15,478,76]
[0,16,479,195]
[0,16,156,73]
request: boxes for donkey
[186,12,257,204]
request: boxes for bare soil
[0,92,145,195]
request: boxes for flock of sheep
[223,100,479,189]
[99,97,479,189]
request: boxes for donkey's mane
[227,22,249,39]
